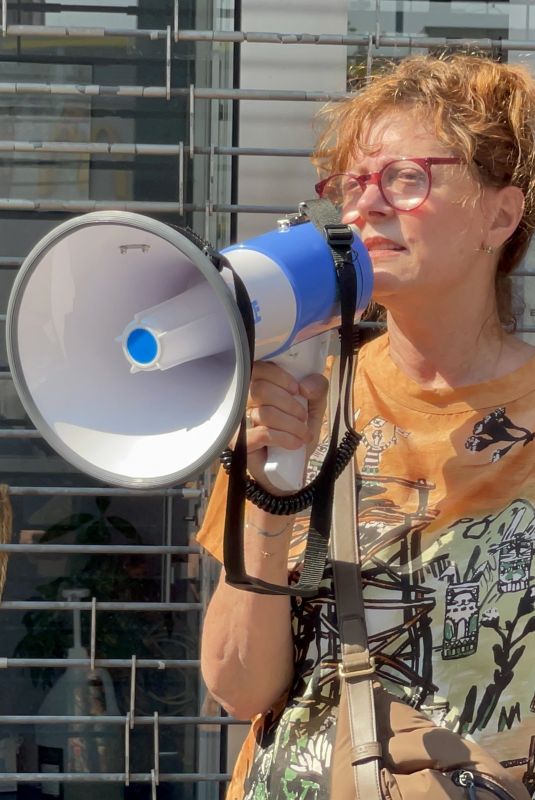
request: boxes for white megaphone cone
[6,210,372,489]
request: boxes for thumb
[299,372,329,407]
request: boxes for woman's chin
[370,273,404,302]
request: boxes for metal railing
[1,23,534,54]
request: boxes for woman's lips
[363,236,406,254]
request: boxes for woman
[199,54,535,798]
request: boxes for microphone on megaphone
[6,209,373,490]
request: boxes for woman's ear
[487,185,525,249]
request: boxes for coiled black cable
[220,427,360,515]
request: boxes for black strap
[223,200,361,596]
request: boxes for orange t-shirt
[198,333,535,799]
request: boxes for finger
[299,374,329,422]
[249,379,308,422]
[250,360,300,395]
[246,422,307,453]
[298,374,329,456]
[299,373,329,406]
[251,404,312,445]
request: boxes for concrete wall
[237,0,349,241]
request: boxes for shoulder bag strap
[330,355,383,800]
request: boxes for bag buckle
[338,657,376,679]
[324,223,353,246]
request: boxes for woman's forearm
[201,361,328,720]
[200,508,295,720]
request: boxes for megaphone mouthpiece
[124,328,159,370]
[121,281,234,372]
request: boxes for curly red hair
[313,54,535,327]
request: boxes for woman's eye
[395,169,422,183]
[343,177,361,193]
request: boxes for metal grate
[0,3,237,798]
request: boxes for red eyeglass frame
[315,157,465,211]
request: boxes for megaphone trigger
[264,334,331,492]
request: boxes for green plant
[14,497,160,689]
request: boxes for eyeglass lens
[323,161,430,212]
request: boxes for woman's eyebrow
[348,156,406,173]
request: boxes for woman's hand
[245,360,329,490]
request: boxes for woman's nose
[342,181,392,226]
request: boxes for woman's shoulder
[486,337,535,406]
[355,329,389,367]
[495,335,535,378]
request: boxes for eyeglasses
[315,157,465,213]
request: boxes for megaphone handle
[264,334,330,492]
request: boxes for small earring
[478,244,495,255]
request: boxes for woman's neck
[385,307,534,390]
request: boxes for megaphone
[6,210,373,489]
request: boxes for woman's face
[342,112,493,310]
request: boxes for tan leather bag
[328,359,530,800]
[331,680,530,800]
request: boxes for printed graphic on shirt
[444,503,535,739]
[442,582,480,659]
[358,477,535,794]
[239,490,535,798]
[305,435,330,484]
[242,572,339,800]
[465,407,535,463]
[360,416,410,474]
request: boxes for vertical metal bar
[72,594,82,647]
[189,84,195,159]
[375,0,382,48]
[153,712,160,784]
[90,597,97,670]
[129,655,137,728]
[163,496,173,604]
[178,140,184,216]
[366,33,374,80]
[125,713,131,786]
[209,49,220,239]
[1,0,6,36]
[208,143,215,216]
[165,25,172,101]
[173,0,179,43]
[151,769,157,800]
[204,202,211,242]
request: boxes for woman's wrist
[244,510,295,577]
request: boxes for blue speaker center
[126,327,158,365]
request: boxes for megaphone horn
[7,210,373,489]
